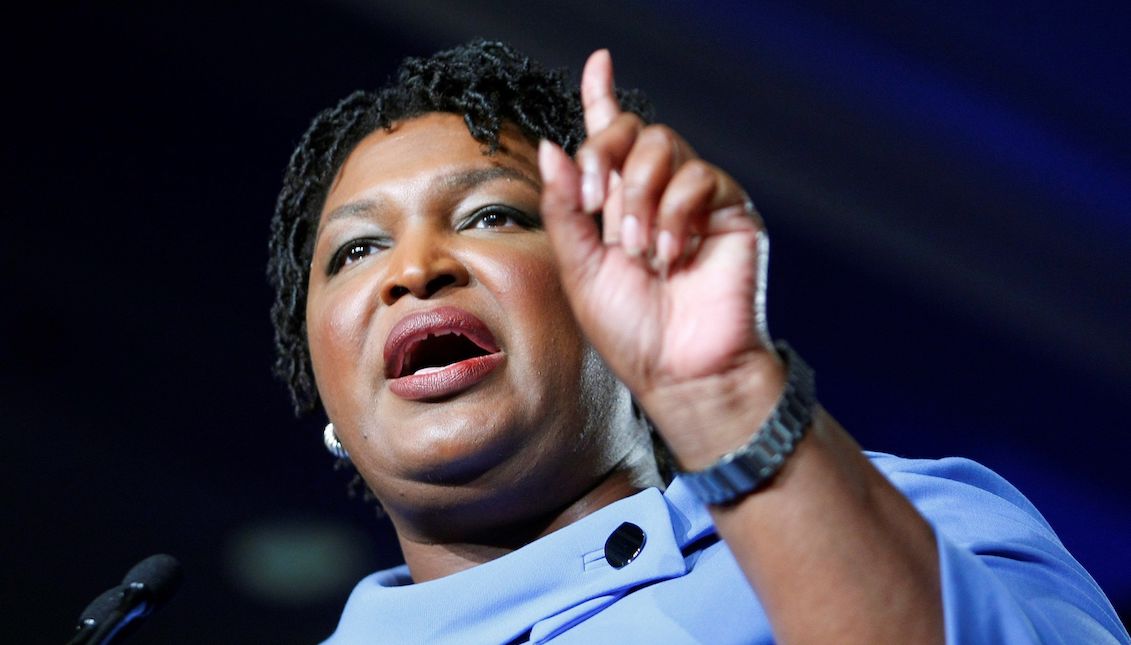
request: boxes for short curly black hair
[268,39,653,414]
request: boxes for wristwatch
[679,341,817,505]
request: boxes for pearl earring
[323,422,350,460]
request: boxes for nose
[379,228,470,305]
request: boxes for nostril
[385,267,463,303]
[426,274,457,295]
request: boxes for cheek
[480,241,588,371]
[306,278,379,411]
[482,241,572,327]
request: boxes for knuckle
[682,158,715,178]
[640,124,676,147]
[615,112,645,130]
[622,161,664,194]
[622,182,652,203]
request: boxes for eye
[463,205,541,231]
[328,238,389,275]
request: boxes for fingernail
[581,161,603,213]
[622,215,642,256]
[538,140,557,182]
[656,230,677,266]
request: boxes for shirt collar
[329,477,712,643]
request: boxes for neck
[395,460,661,583]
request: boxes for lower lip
[387,353,506,401]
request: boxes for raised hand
[538,50,782,463]
[538,53,952,645]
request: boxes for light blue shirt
[326,453,1129,643]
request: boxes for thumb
[538,139,604,284]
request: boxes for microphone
[66,554,183,645]
[68,584,131,644]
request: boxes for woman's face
[306,113,637,537]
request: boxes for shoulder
[865,452,1129,643]
[862,451,1083,558]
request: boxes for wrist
[640,348,786,471]
[670,342,817,505]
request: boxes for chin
[374,396,532,486]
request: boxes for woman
[269,41,1126,643]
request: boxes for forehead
[321,113,538,219]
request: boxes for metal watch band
[679,341,816,505]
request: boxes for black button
[604,522,646,568]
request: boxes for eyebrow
[322,165,542,226]
[441,165,541,193]
[322,199,384,226]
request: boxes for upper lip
[383,306,501,379]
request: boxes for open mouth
[396,331,494,377]
[384,307,506,400]
[383,307,505,399]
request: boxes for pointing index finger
[582,49,621,135]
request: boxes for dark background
[4,1,1129,642]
